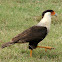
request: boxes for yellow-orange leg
[30,49,32,57]
[37,46,54,52]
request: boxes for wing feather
[12,26,47,43]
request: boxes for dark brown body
[2,26,47,49]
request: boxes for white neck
[36,12,51,32]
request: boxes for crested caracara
[1,10,57,57]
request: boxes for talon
[48,47,55,50]
[50,48,54,49]
[50,47,55,49]
[49,48,51,50]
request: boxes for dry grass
[0,0,62,62]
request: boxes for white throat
[36,12,51,32]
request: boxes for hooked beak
[55,13,57,17]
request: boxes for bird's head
[42,10,57,18]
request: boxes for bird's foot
[37,46,55,52]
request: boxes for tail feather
[1,41,15,48]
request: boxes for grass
[0,0,62,62]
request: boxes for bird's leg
[30,49,32,57]
[37,46,54,52]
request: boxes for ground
[0,0,62,62]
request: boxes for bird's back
[12,26,47,44]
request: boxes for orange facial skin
[51,11,56,15]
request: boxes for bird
[1,10,57,57]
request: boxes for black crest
[42,10,54,18]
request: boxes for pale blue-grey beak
[55,13,57,17]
